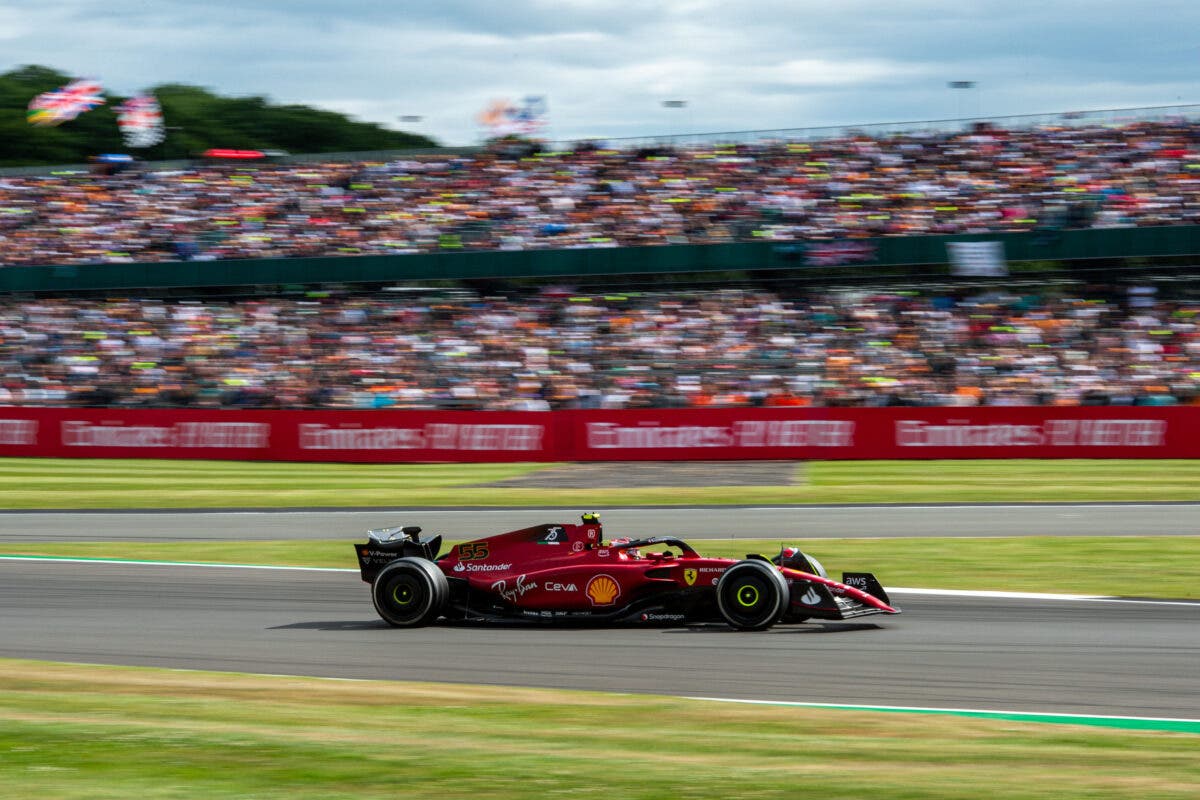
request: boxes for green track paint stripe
[686,697,1200,733]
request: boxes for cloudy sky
[2,1,1197,146]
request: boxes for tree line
[0,65,437,167]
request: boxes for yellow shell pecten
[586,574,620,606]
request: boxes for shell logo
[585,574,621,606]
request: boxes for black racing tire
[371,557,448,627]
[715,559,789,631]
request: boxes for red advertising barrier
[0,408,556,463]
[0,406,1195,462]
[560,407,1196,460]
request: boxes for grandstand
[1,107,1199,411]
[2,106,1200,294]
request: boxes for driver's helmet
[580,512,602,547]
[609,536,640,559]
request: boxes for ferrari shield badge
[683,568,697,586]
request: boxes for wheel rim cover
[391,578,420,608]
[736,584,760,608]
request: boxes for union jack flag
[27,79,106,126]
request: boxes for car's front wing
[782,570,900,621]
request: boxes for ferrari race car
[355,514,899,631]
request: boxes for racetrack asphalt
[1,503,1198,542]
[2,505,1197,721]
[2,558,1197,719]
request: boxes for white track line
[888,587,1200,607]
[0,555,350,572]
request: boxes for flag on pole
[477,96,548,137]
[27,79,106,126]
[114,94,165,148]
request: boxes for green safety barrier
[2,225,1197,293]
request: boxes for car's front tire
[371,557,448,627]
[716,560,789,631]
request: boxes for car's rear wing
[354,527,442,583]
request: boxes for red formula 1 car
[354,514,899,631]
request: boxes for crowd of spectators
[0,288,1196,409]
[2,118,1200,267]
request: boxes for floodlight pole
[662,100,687,145]
[948,81,976,124]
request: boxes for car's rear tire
[371,557,448,627]
[716,560,789,631]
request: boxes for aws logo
[585,574,620,606]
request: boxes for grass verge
[0,458,1196,508]
[4,535,1199,598]
[1,659,1197,800]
